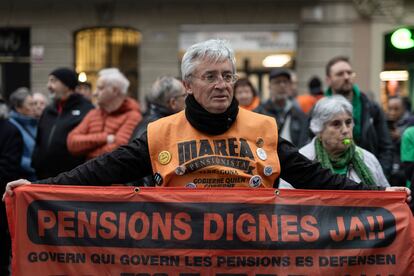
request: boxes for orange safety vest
[147,108,280,188]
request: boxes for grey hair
[98,68,130,95]
[148,76,184,107]
[9,87,32,110]
[181,39,236,81]
[33,92,50,105]
[309,95,353,135]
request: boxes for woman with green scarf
[280,95,390,188]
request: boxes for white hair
[310,95,353,135]
[98,68,130,95]
[181,39,236,81]
[149,76,184,107]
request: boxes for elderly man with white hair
[130,76,186,141]
[280,95,390,189]
[4,40,409,202]
[67,68,142,160]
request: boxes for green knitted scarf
[325,84,362,141]
[315,138,376,186]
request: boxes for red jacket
[67,97,142,159]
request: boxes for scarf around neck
[185,94,239,135]
[314,138,376,186]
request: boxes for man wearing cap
[255,69,309,147]
[31,67,94,179]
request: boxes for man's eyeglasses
[192,73,238,84]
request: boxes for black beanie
[49,68,78,90]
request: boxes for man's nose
[214,78,227,88]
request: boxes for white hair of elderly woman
[309,95,353,135]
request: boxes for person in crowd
[386,96,414,186]
[8,87,37,181]
[0,99,23,276]
[289,71,299,99]
[325,56,393,178]
[67,68,141,160]
[234,78,260,111]
[255,68,309,147]
[400,126,414,211]
[280,95,390,189]
[296,76,324,114]
[4,40,410,201]
[76,81,93,103]
[131,75,186,141]
[31,67,94,179]
[129,75,186,186]
[32,92,49,119]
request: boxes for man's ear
[325,75,331,87]
[168,97,176,110]
[183,80,192,94]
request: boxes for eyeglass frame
[190,72,238,85]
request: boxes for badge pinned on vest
[153,172,163,186]
[264,165,273,176]
[256,137,264,148]
[249,175,262,188]
[175,165,186,176]
[256,148,267,161]
[158,151,172,165]
[185,182,197,188]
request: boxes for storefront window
[75,27,141,99]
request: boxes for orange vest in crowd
[147,108,280,188]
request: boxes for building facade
[0,0,413,105]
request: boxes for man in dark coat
[255,69,309,148]
[0,100,23,276]
[31,68,93,179]
[325,56,394,178]
[130,76,186,141]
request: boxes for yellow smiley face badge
[158,151,172,165]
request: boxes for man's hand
[385,186,412,203]
[2,179,31,201]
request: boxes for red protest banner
[6,185,414,275]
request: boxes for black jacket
[255,99,309,148]
[0,118,23,275]
[130,103,173,142]
[357,93,393,177]
[129,103,174,186]
[0,119,23,189]
[39,133,381,191]
[32,93,94,179]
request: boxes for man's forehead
[195,58,232,72]
[330,60,352,72]
[389,98,403,106]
